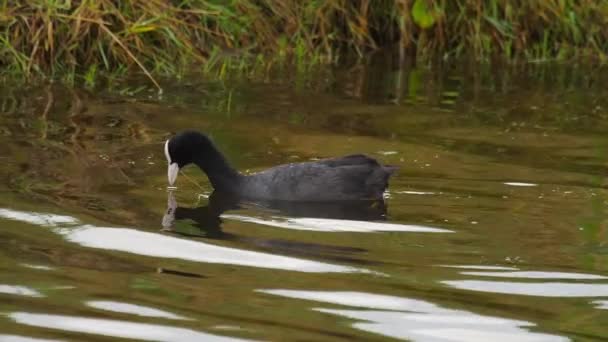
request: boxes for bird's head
[164,131,205,186]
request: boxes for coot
[164,131,398,201]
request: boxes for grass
[0,0,607,89]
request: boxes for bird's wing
[265,162,383,200]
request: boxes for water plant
[0,0,606,87]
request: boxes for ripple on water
[459,271,608,280]
[442,280,608,297]
[503,182,538,187]
[0,209,78,227]
[0,335,62,342]
[257,289,567,342]
[9,312,250,342]
[438,265,519,271]
[60,225,361,273]
[0,285,43,298]
[86,301,189,320]
[222,215,453,233]
[0,207,364,274]
[395,191,437,195]
[593,300,608,310]
[20,264,54,271]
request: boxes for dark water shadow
[161,191,390,265]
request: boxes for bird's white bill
[168,163,179,186]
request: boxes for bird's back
[239,154,397,201]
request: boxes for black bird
[164,131,398,201]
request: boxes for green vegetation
[1,0,607,88]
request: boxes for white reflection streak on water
[61,225,357,273]
[222,215,452,233]
[504,182,538,187]
[0,335,62,342]
[86,301,189,320]
[395,191,436,195]
[460,271,608,280]
[0,208,361,273]
[443,280,608,297]
[9,312,249,342]
[0,285,43,298]
[438,265,519,271]
[0,209,78,226]
[593,300,608,309]
[258,289,567,342]
[21,264,54,271]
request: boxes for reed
[1,0,606,88]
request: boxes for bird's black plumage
[165,130,398,201]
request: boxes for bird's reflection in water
[162,191,239,239]
[162,191,390,265]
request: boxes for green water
[0,61,607,341]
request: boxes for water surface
[0,61,607,341]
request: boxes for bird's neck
[192,151,241,193]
